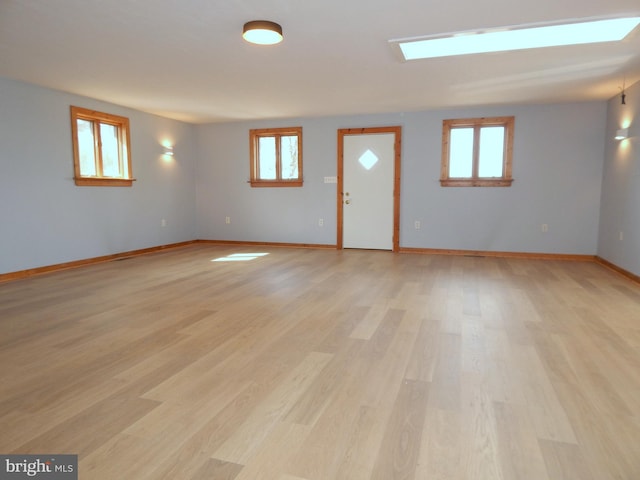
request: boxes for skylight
[393,17,640,61]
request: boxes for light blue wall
[0,76,196,274]
[195,116,341,245]
[196,103,606,254]
[1,74,610,276]
[598,80,640,276]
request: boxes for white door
[342,133,395,250]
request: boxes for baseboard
[0,241,197,283]
[195,239,337,249]
[0,240,337,283]
[399,247,596,262]
[595,257,640,285]
[5,241,635,286]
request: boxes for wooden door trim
[337,126,402,252]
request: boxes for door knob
[345,200,351,205]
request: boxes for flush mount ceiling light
[391,16,640,61]
[243,20,283,45]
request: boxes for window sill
[250,180,303,188]
[74,177,135,187]
[440,178,513,187]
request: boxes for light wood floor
[1,245,639,479]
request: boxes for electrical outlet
[161,219,167,227]
[225,216,231,225]
[414,220,421,230]
[541,224,548,233]
[318,218,324,227]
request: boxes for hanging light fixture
[243,20,283,45]
[620,78,627,105]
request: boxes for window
[249,127,302,187]
[70,106,133,186]
[440,116,514,187]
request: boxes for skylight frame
[390,16,640,61]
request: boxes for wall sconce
[615,128,629,140]
[163,145,174,156]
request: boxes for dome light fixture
[243,20,283,45]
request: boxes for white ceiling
[1,0,639,124]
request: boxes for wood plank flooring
[1,245,640,479]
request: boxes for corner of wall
[597,79,640,277]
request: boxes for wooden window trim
[73,178,135,187]
[249,127,303,187]
[70,106,134,187]
[440,116,514,187]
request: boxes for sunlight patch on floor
[212,253,270,262]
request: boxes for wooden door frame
[337,126,402,252]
